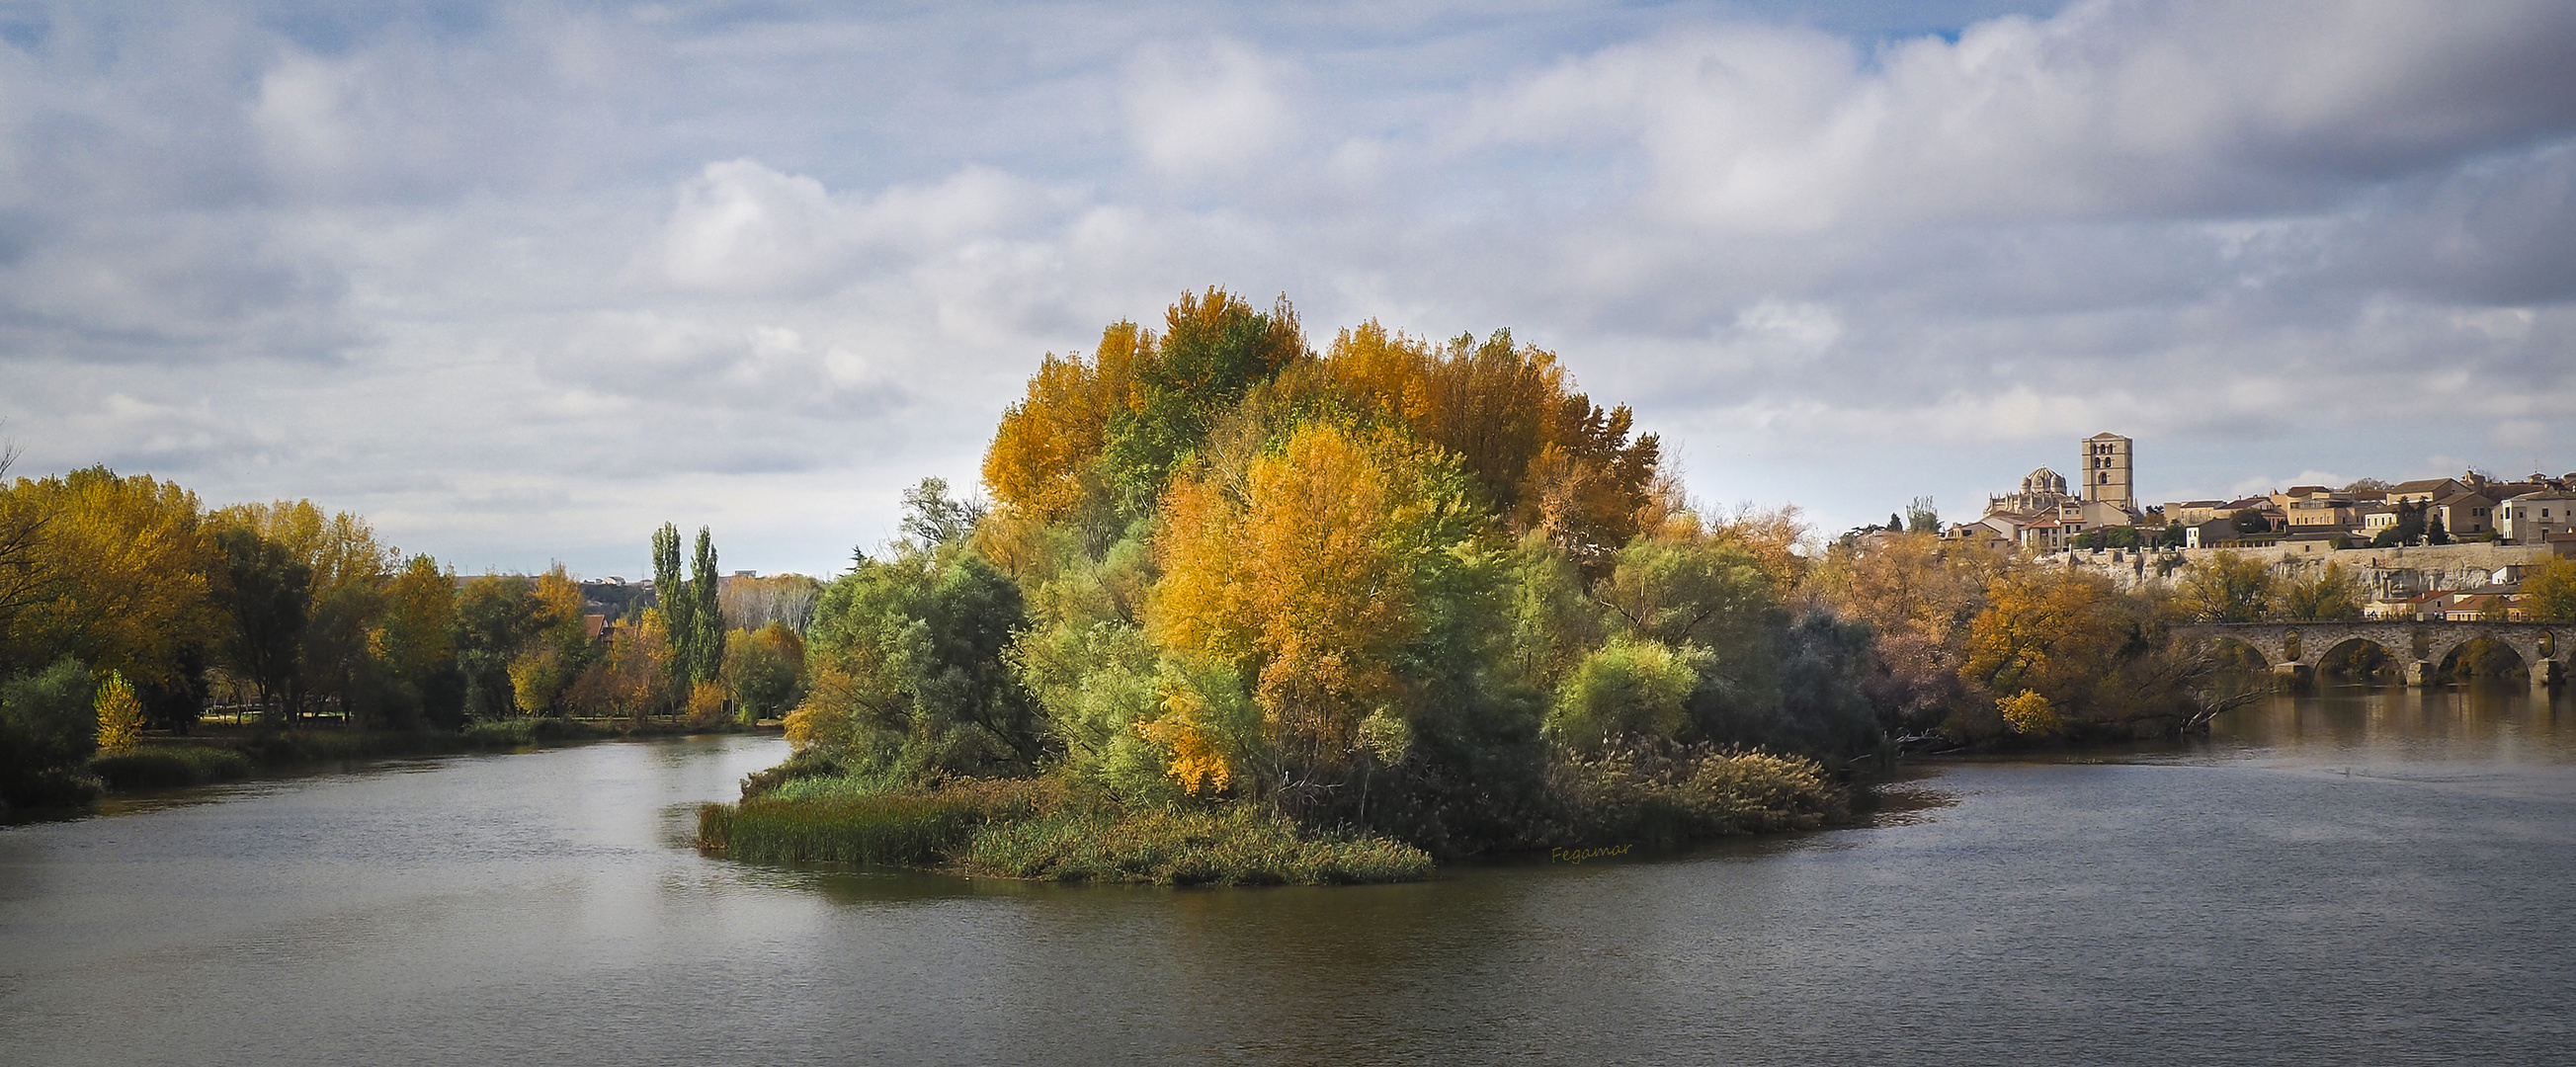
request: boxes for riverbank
[84,718,783,794]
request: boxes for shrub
[2,659,101,808]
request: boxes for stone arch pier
[2178,621,2567,687]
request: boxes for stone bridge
[2176,620,2567,687]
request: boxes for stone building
[2081,432,2133,506]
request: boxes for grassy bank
[698,775,1437,885]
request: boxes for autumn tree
[2274,562,2365,621]
[1814,531,2000,725]
[213,500,400,722]
[1960,568,2127,717]
[505,565,591,716]
[1099,287,1306,513]
[1,467,222,692]
[2522,556,2576,622]
[566,608,672,721]
[2176,551,2275,622]
[981,320,1148,527]
[1321,323,1660,568]
[376,553,464,727]
[1148,421,1487,789]
[93,671,141,754]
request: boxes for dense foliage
[772,288,1867,862]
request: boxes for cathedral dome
[2022,467,2066,496]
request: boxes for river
[4,687,2571,1066]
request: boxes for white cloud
[5,0,2576,571]
[1122,38,1294,178]
[644,160,1053,295]
[1466,1,2576,232]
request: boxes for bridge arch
[2435,635,2528,683]
[2176,620,2567,688]
[2314,635,2400,681]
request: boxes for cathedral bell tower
[2081,433,2132,505]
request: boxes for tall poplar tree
[652,523,692,699]
[689,527,726,685]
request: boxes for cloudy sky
[3,0,2572,578]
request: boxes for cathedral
[1970,433,2143,550]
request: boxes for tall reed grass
[89,746,253,789]
[698,775,1434,884]
[1545,745,1845,848]
[961,805,1434,885]
[698,778,1053,866]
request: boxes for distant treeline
[0,451,818,808]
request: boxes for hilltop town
[1930,432,2576,621]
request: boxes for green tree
[688,528,725,686]
[652,523,692,700]
[1,658,97,807]
[454,575,540,720]
[213,526,311,720]
[723,621,805,722]
[789,546,1043,778]
[2371,501,2426,548]
[900,478,985,548]
[1099,287,1306,514]
[1547,637,1700,754]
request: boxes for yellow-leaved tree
[2,467,223,689]
[1960,569,2125,712]
[1148,421,1479,788]
[94,670,142,753]
[507,566,590,715]
[2525,556,2576,622]
[980,320,1148,526]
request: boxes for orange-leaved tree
[1320,322,1657,569]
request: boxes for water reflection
[2214,683,2570,759]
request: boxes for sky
[2,0,2572,579]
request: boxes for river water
[4,688,2571,1066]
